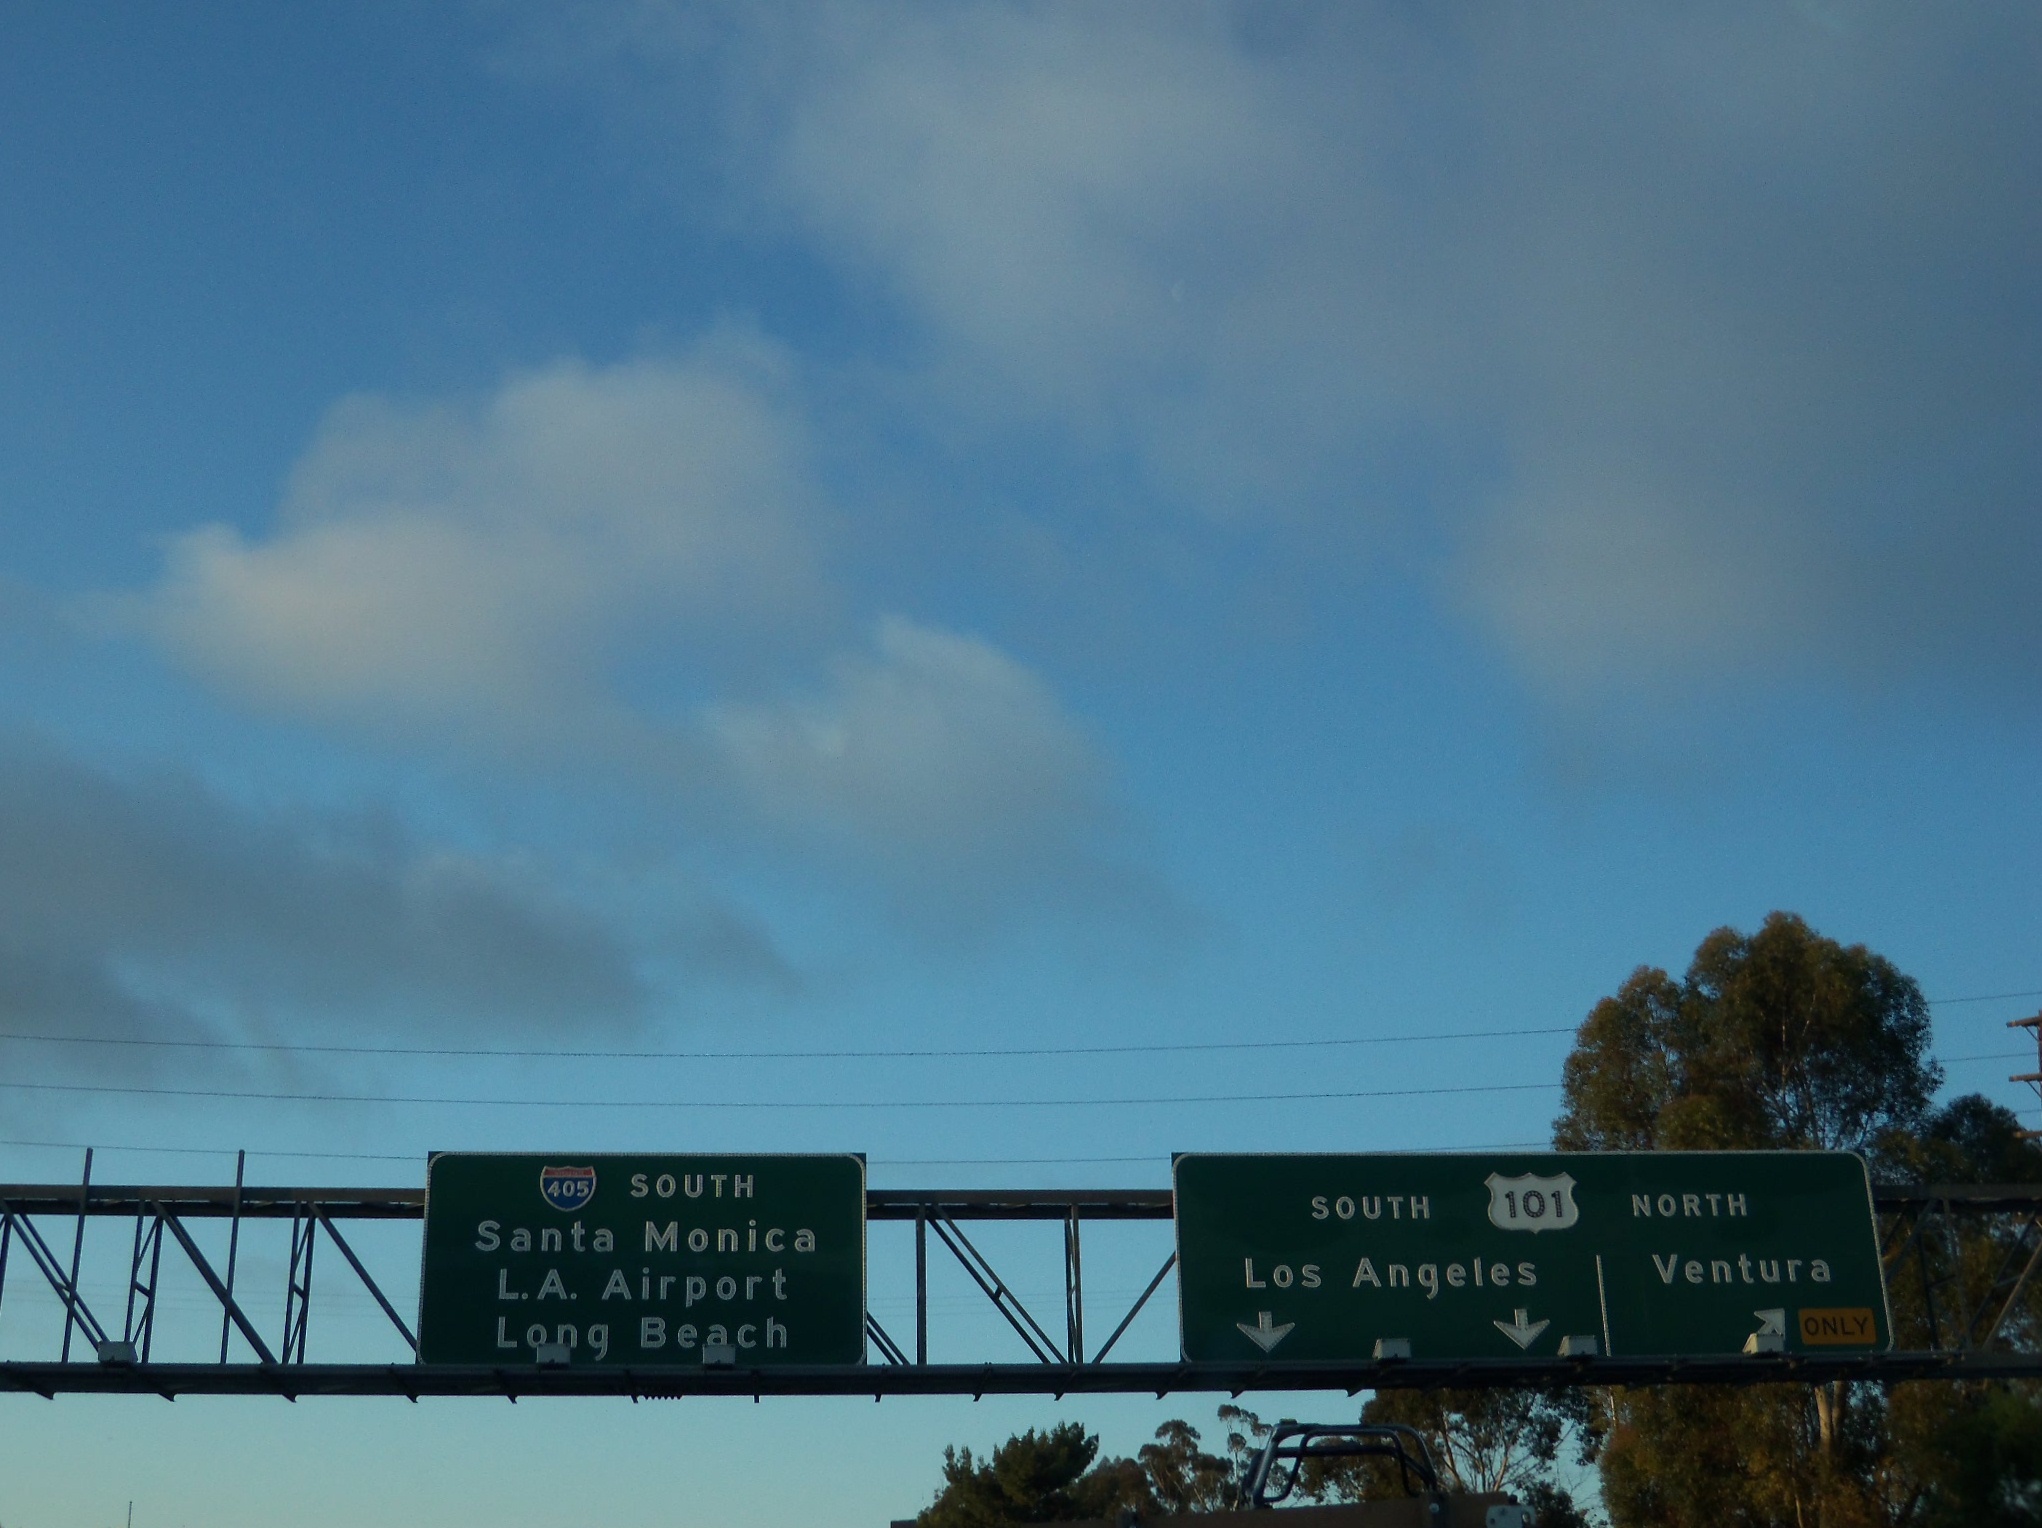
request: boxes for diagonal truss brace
[928,1211,1066,1364]
[121,1213,166,1361]
[315,1210,418,1354]
[1092,1252,1176,1365]
[281,1209,316,1364]
[865,1312,909,1366]
[0,1202,112,1352]
[1880,1196,2042,1354]
[1969,1214,2042,1351]
[153,1205,280,1366]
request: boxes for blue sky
[1,3,2039,1523]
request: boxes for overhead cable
[0,984,2028,1066]
[0,1051,2020,1114]
[0,1139,1552,1167]
[0,1025,1576,1061]
[0,1077,1562,1109]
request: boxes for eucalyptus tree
[1557,912,2042,1528]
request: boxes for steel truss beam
[5,1352,2042,1400]
[0,1186,1175,1220]
[3,1181,2021,1219]
[3,1179,2040,1398]
[1879,1189,2042,1354]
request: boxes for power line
[0,983,2029,1066]
[0,1052,2020,1115]
[0,1077,1561,1110]
[7,1064,2031,1165]
[0,1139,1555,1168]
[0,1139,1160,1167]
[0,1024,1578,1062]
[4,1061,2014,1107]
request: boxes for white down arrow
[1236,1311,1295,1353]
[1492,1309,1550,1350]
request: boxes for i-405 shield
[539,1165,597,1213]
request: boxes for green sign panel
[418,1153,865,1366]
[1175,1152,1889,1362]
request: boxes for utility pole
[2010,1011,2042,1139]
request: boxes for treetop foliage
[915,1421,1193,1526]
[1555,910,1940,1161]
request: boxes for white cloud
[766,8,1292,404]
[137,340,823,740]
[1456,470,1818,693]
[708,615,1110,876]
[733,4,1385,513]
[120,338,1129,906]
[515,1,2042,698]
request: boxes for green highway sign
[1175,1152,1890,1363]
[418,1153,866,1367]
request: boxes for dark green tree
[916,1418,1247,1523]
[1556,911,2042,1527]
[916,1422,1154,1526]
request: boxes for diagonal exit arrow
[1753,1308,1786,1337]
[1236,1310,1295,1353]
[1492,1308,1550,1350]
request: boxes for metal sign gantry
[2,1172,2040,1399]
